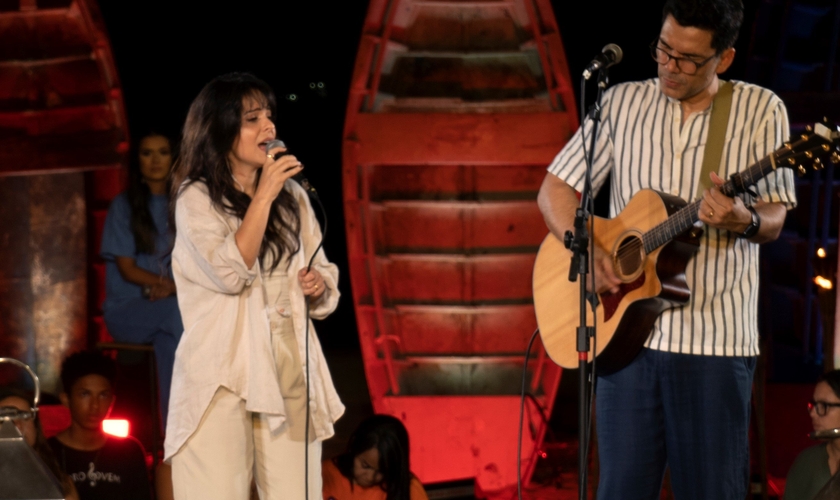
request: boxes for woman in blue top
[100,130,184,424]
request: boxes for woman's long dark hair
[173,72,300,272]
[127,130,175,255]
[336,414,412,500]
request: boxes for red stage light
[102,419,129,438]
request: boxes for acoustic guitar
[533,120,840,373]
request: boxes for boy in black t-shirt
[48,350,151,500]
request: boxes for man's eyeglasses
[649,41,718,76]
[808,400,840,416]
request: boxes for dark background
[96,0,765,350]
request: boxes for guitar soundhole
[614,234,645,281]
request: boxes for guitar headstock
[778,118,840,176]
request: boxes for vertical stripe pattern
[547,79,797,357]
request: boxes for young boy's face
[63,374,114,431]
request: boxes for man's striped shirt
[547,78,797,357]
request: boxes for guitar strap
[694,80,734,200]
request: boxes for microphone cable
[267,140,324,499]
[517,327,540,500]
[302,188,326,500]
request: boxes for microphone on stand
[265,139,318,199]
[582,43,623,80]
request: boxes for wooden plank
[370,200,547,252]
[351,112,571,165]
[378,253,535,304]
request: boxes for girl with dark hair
[100,130,184,424]
[322,415,428,500]
[785,370,840,499]
[0,390,80,500]
[164,72,344,500]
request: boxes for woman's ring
[709,210,714,218]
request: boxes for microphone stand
[566,67,610,500]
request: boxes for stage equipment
[0,357,64,500]
[582,44,623,80]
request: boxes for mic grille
[603,43,623,64]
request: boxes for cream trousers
[171,386,321,500]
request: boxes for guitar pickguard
[601,272,647,323]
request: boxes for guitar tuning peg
[805,151,814,158]
[788,157,797,165]
[801,134,810,140]
[798,165,807,175]
[831,151,840,164]
[806,125,814,132]
[813,163,821,170]
[823,144,832,151]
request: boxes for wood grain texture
[533,189,700,371]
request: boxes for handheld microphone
[265,139,318,198]
[582,43,623,80]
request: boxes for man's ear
[59,392,69,407]
[715,47,735,74]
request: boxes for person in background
[0,389,80,500]
[322,414,428,500]
[48,350,152,500]
[100,129,183,425]
[785,370,840,500]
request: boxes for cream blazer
[164,179,344,461]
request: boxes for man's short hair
[662,0,744,53]
[60,350,117,394]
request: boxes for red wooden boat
[0,0,128,392]
[343,0,578,491]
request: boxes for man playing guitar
[537,0,797,497]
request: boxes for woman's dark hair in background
[0,388,72,495]
[818,370,840,399]
[128,129,177,254]
[173,72,301,272]
[336,414,411,500]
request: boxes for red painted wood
[351,113,572,166]
[378,254,536,304]
[343,0,577,491]
[0,1,128,391]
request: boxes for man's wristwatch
[739,206,761,238]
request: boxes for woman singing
[165,72,344,500]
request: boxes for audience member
[785,370,840,499]
[100,129,183,424]
[48,350,152,500]
[0,389,80,500]
[322,415,428,500]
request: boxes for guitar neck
[642,153,778,253]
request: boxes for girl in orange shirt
[322,415,428,500]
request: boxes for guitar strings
[608,153,785,274]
